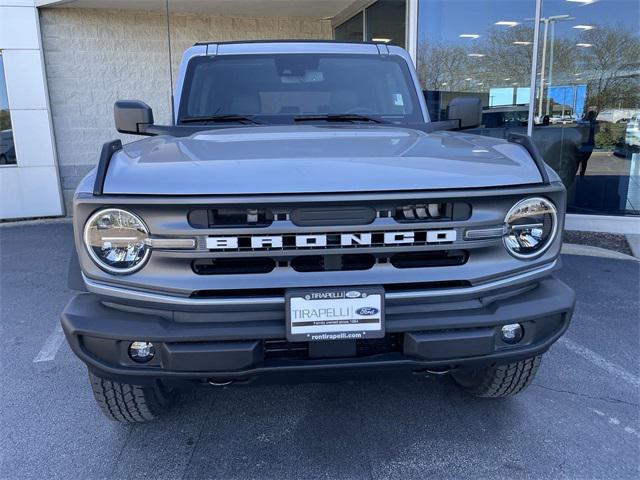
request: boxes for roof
[191,40,400,56]
[193,39,392,47]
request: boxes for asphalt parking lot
[1,221,638,480]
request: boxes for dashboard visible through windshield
[178,54,423,125]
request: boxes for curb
[625,234,640,259]
[0,217,72,228]
[562,243,640,262]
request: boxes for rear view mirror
[447,97,482,129]
[114,100,154,135]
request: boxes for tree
[578,25,640,113]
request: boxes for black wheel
[88,371,175,423]
[451,355,542,398]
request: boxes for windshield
[178,54,423,124]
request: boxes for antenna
[165,0,175,124]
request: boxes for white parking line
[590,409,640,439]
[33,323,65,363]
[559,337,640,388]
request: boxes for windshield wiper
[294,114,387,124]
[181,114,261,125]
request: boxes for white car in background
[597,109,640,124]
[549,115,574,125]
[625,114,640,149]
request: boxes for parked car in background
[549,115,574,125]
[625,114,640,150]
[0,129,16,165]
[481,105,529,128]
[597,109,640,124]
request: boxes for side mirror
[447,97,482,129]
[114,100,154,135]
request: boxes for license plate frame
[285,286,385,342]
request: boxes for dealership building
[0,0,638,229]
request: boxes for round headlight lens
[83,208,150,274]
[503,197,557,259]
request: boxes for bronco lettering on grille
[205,230,457,251]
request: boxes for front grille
[118,193,516,293]
[183,198,482,281]
[192,258,276,275]
[290,254,376,272]
[263,333,403,360]
[188,207,274,228]
[390,250,468,269]
[394,202,471,222]
[202,228,459,253]
[290,206,376,226]
[188,202,471,229]
[192,251,468,275]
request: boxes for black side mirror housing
[447,97,482,129]
[114,100,154,135]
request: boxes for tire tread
[88,372,171,423]
[453,355,542,398]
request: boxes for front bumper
[61,276,575,385]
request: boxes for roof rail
[193,39,392,47]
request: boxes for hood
[102,125,543,195]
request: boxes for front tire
[452,355,542,398]
[88,371,175,423]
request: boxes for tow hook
[412,367,452,376]
[207,380,234,387]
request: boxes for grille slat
[189,202,471,229]
[192,251,468,275]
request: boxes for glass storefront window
[533,0,639,215]
[365,0,406,48]
[0,52,17,166]
[417,0,639,216]
[334,12,364,42]
[416,0,536,123]
[334,0,406,47]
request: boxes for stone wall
[39,8,332,211]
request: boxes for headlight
[83,208,150,274]
[503,197,557,259]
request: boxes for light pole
[538,20,549,119]
[537,15,572,119]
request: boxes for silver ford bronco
[61,41,575,423]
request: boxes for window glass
[366,0,406,48]
[179,54,423,124]
[417,0,536,125]
[0,52,17,166]
[334,12,364,42]
[533,0,639,215]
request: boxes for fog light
[129,341,155,363]
[501,324,524,344]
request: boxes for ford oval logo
[356,307,379,316]
[345,291,361,299]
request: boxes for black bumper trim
[60,277,575,382]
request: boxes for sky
[418,0,639,43]
[0,54,9,111]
